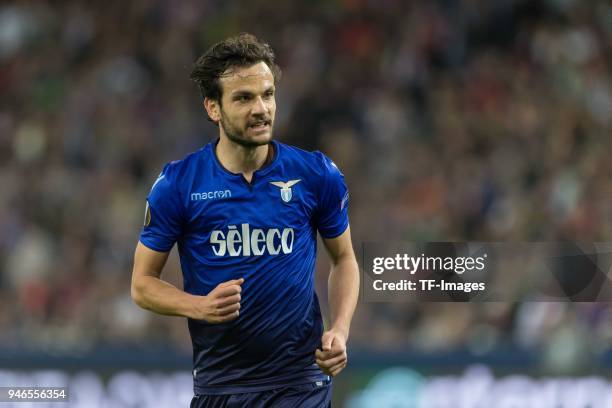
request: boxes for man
[131,33,359,407]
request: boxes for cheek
[224,108,245,123]
[235,113,250,129]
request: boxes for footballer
[131,33,359,407]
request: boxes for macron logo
[191,190,232,201]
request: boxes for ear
[204,97,221,123]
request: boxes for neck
[216,135,272,180]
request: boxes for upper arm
[139,164,184,252]
[322,226,356,265]
[132,241,170,283]
[316,154,349,239]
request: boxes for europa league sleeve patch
[143,200,151,227]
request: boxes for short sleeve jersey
[139,139,349,395]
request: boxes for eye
[235,95,251,102]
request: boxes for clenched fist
[315,329,348,377]
[190,278,244,323]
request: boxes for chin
[229,132,273,148]
[245,130,273,145]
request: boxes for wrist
[185,293,206,320]
[330,324,349,341]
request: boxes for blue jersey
[139,139,349,395]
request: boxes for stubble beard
[219,109,273,148]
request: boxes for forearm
[131,275,199,318]
[327,255,360,339]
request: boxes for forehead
[219,62,275,94]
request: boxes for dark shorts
[190,379,332,408]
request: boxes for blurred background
[2,0,612,406]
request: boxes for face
[206,62,276,148]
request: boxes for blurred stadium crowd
[2,0,612,373]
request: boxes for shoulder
[156,145,209,186]
[149,145,210,201]
[276,142,342,178]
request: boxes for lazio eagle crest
[270,179,301,203]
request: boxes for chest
[184,175,317,233]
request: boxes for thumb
[219,278,244,287]
[321,331,334,351]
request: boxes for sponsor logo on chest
[210,223,294,257]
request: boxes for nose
[251,96,268,115]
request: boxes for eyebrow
[231,86,275,97]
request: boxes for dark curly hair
[190,33,281,103]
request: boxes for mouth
[247,120,271,133]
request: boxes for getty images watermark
[362,242,612,302]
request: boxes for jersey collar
[210,138,281,180]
